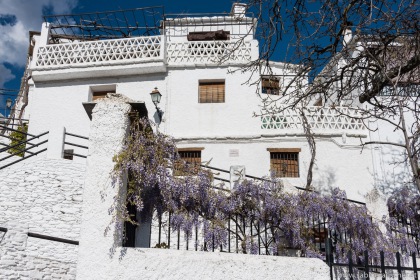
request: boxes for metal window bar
[175,151,201,175]
[270,152,299,177]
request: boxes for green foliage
[8,123,28,157]
[153,242,169,249]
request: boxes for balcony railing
[32,36,253,70]
[261,107,366,131]
[34,36,163,68]
[166,41,252,64]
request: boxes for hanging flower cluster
[112,118,418,263]
[386,186,420,254]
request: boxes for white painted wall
[369,107,418,193]
[0,157,85,278]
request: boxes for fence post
[380,251,386,280]
[325,237,333,279]
[47,126,65,159]
[348,250,354,280]
[364,250,370,280]
[396,252,402,280]
[413,252,418,280]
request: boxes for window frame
[198,80,225,103]
[261,77,280,95]
[175,148,204,176]
[267,148,301,178]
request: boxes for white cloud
[0,0,78,67]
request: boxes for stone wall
[0,156,85,279]
[0,222,77,280]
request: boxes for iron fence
[0,125,49,170]
[326,238,419,280]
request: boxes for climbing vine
[112,118,418,263]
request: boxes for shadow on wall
[312,165,338,195]
[373,145,414,195]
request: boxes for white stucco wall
[0,156,85,278]
[369,109,418,193]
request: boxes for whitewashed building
[13,3,374,201]
[0,3,392,279]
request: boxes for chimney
[342,22,353,47]
[343,28,352,46]
[231,3,247,18]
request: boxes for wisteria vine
[112,118,419,263]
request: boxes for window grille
[268,148,300,177]
[175,149,202,175]
[199,81,225,103]
[261,78,280,95]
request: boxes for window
[92,91,111,101]
[268,148,300,177]
[175,148,203,175]
[261,77,280,95]
[63,149,74,160]
[199,80,225,103]
[89,85,116,101]
[378,84,420,97]
[187,30,230,41]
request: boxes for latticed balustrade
[34,36,163,68]
[261,107,366,131]
[166,41,252,64]
[33,36,253,69]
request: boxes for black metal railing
[325,237,419,280]
[123,164,369,256]
[0,126,49,170]
[393,215,420,254]
[28,232,79,245]
[0,117,29,134]
[0,226,78,246]
[63,132,89,159]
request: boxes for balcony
[167,40,253,66]
[31,36,166,81]
[261,106,367,134]
[34,36,163,68]
[30,34,255,81]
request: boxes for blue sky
[0,0,239,114]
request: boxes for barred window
[175,148,203,176]
[261,77,280,95]
[268,148,301,177]
[199,81,225,103]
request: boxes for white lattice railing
[261,107,366,131]
[166,41,252,64]
[34,36,163,68]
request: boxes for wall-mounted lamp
[150,87,163,122]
